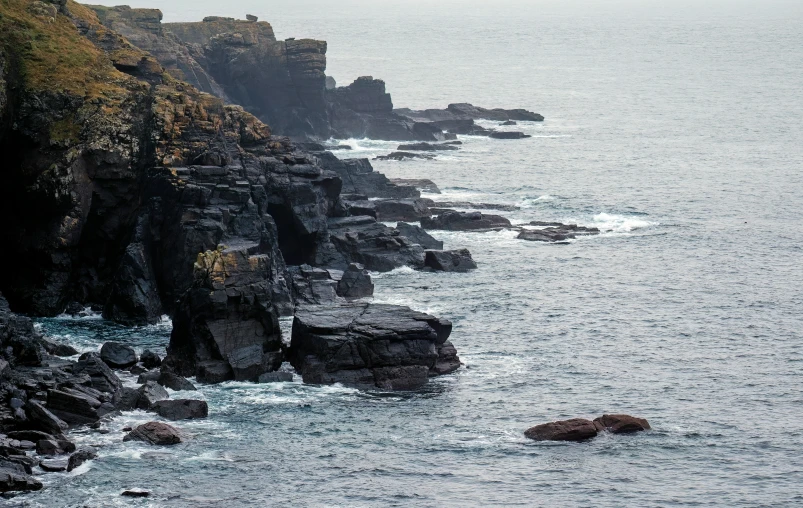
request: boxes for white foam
[54,307,103,320]
[589,213,658,233]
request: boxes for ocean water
[19,1,803,506]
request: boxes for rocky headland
[0,0,633,498]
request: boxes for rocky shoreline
[0,1,644,497]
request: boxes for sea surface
[17,1,803,506]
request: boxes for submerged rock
[122,488,151,498]
[288,303,459,390]
[424,249,478,272]
[397,142,460,151]
[123,422,183,446]
[524,418,599,442]
[489,131,531,139]
[374,151,436,161]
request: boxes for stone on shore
[0,467,42,492]
[374,199,432,222]
[395,222,444,250]
[524,418,599,442]
[25,401,68,435]
[123,422,183,446]
[140,350,162,369]
[424,249,477,272]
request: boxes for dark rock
[288,303,458,390]
[136,381,169,409]
[157,371,197,391]
[152,399,209,421]
[122,488,151,497]
[73,353,123,394]
[196,361,234,384]
[129,364,147,375]
[500,120,517,126]
[437,201,520,212]
[518,224,600,243]
[123,422,183,445]
[67,447,97,471]
[396,142,459,151]
[396,103,544,123]
[114,388,141,411]
[140,350,162,369]
[0,467,42,492]
[5,431,55,443]
[374,199,431,222]
[394,222,444,250]
[327,217,426,272]
[524,418,598,442]
[316,153,418,199]
[421,211,511,231]
[47,388,102,424]
[136,371,161,384]
[40,338,79,357]
[593,414,651,434]
[325,75,337,90]
[388,178,441,194]
[489,131,531,139]
[164,247,284,383]
[245,14,258,22]
[100,342,138,369]
[287,265,339,307]
[257,372,293,383]
[25,401,68,435]
[424,249,477,272]
[431,341,461,376]
[374,151,436,161]
[336,263,374,298]
[40,458,69,472]
[36,439,75,456]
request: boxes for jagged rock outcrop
[163,246,284,383]
[288,303,460,390]
[335,263,374,298]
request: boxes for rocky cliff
[87,7,543,141]
[0,0,460,382]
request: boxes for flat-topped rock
[123,422,183,446]
[288,303,459,390]
[421,211,511,231]
[424,249,477,272]
[518,224,600,243]
[593,414,651,434]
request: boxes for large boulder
[123,422,183,445]
[288,303,459,390]
[374,199,431,222]
[327,217,426,271]
[593,414,651,434]
[336,263,374,298]
[518,223,600,243]
[100,342,138,369]
[140,350,162,369]
[152,399,209,421]
[424,249,477,272]
[164,246,284,383]
[157,371,197,391]
[421,211,511,231]
[524,418,598,442]
[46,388,103,425]
[0,466,43,493]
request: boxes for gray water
[17,1,803,506]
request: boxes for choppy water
[19,1,803,506]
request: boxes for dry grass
[0,0,129,96]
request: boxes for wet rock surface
[123,422,183,446]
[424,249,478,272]
[288,303,459,390]
[517,223,600,243]
[336,263,374,298]
[100,342,138,369]
[152,399,209,421]
[593,414,651,433]
[422,211,512,231]
[524,418,599,442]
